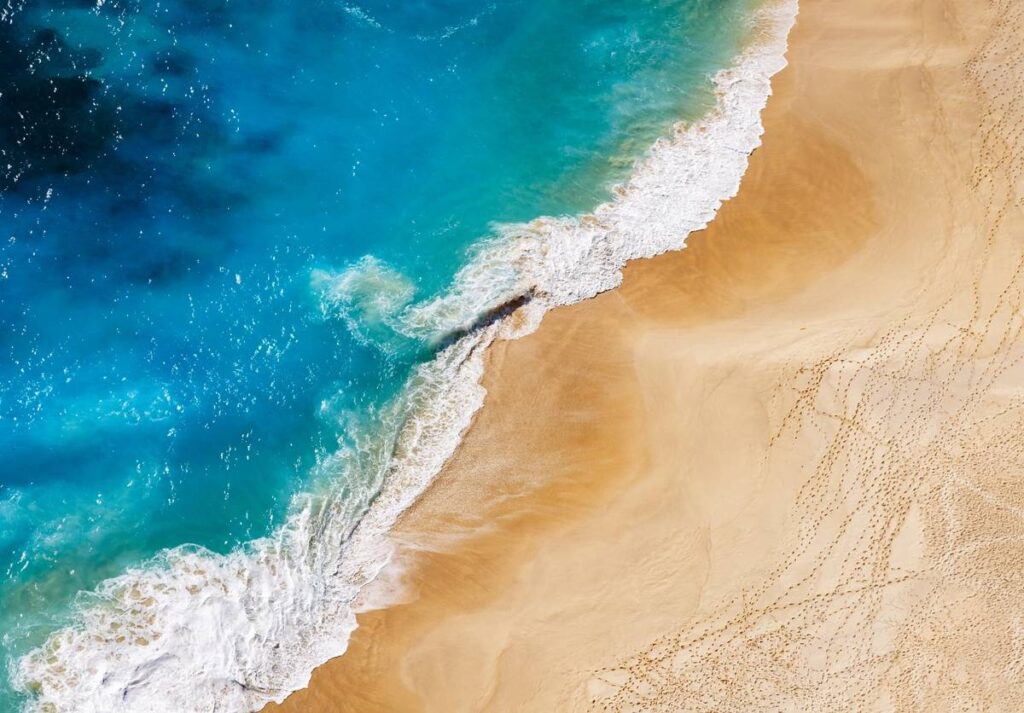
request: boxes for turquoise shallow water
[0,0,755,708]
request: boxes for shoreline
[14,2,798,711]
[266,0,1024,710]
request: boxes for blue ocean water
[0,0,755,708]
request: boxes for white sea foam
[311,257,417,351]
[12,2,797,710]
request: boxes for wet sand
[265,0,1024,709]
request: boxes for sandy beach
[265,0,1024,709]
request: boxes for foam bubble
[13,2,798,710]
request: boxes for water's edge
[13,1,798,710]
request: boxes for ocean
[0,0,789,709]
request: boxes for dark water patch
[27,27,102,76]
[0,22,115,190]
[152,49,193,79]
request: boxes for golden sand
[265,0,1024,709]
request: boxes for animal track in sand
[589,0,1024,710]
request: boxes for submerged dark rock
[433,289,536,353]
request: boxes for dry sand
[265,0,1024,709]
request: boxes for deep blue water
[0,0,753,707]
